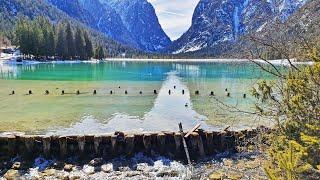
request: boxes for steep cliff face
[101,0,171,52]
[168,0,308,54]
[47,0,136,47]
[0,0,140,55]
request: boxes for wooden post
[184,124,201,138]
[178,123,192,166]
[43,136,51,157]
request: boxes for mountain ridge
[100,0,171,52]
[0,0,142,56]
[167,0,309,55]
[47,0,137,47]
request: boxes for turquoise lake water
[0,61,278,134]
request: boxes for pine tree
[14,17,97,60]
[47,27,55,57]
[15,18,30,55]
[83,31,93,59]
[74,28,85,59]
[94,45,105,60]
[99,46,105,59]
[56,24,66,58]
[65,23,75,59]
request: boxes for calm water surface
[0,60,278,134]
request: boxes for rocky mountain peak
[100,0,171,52]
[168,0,308,54]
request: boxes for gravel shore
[1,151,267,179]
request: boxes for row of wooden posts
[0,125,268,161]
[9,88,247,98]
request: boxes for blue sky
[148,0,200,40]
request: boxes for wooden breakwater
[0,127,268,160]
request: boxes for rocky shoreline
[1,151,267,179]
[0,127,270,179]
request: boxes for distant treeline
[0,32,11,48]
[15,17,106,60]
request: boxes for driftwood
[184,124,201,138]
[179,123,192,166]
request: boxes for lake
[0,60,277,135]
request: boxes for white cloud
[148,0,200,40]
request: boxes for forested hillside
[15,17,96,60]
[0,0,142,57]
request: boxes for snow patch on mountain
[168,0,309,54]
[100,0,171,52]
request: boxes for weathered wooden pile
[0,127,267,160]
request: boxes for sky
[148,0,200,40]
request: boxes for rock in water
[83,165,95,175]
[209,171,224,180]
[101,164,113,173]
[89,158,104,167]
[64,164,74,172]
[42,169,56,177]
[4,169,20,179]
[11,162,21,170]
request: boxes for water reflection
[50,72,210,135]
[0,61,275,81]
[0,61,281,134]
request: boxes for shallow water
[0,60,279,134]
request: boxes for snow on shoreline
[105,58,314,66]
[0,53,314,66]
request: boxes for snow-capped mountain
[0,0,312,55]
[100,0,171,52]
[168,0,308,54]
[48,0,171,52]
[0,0,141,55]
[47,0,137,47]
